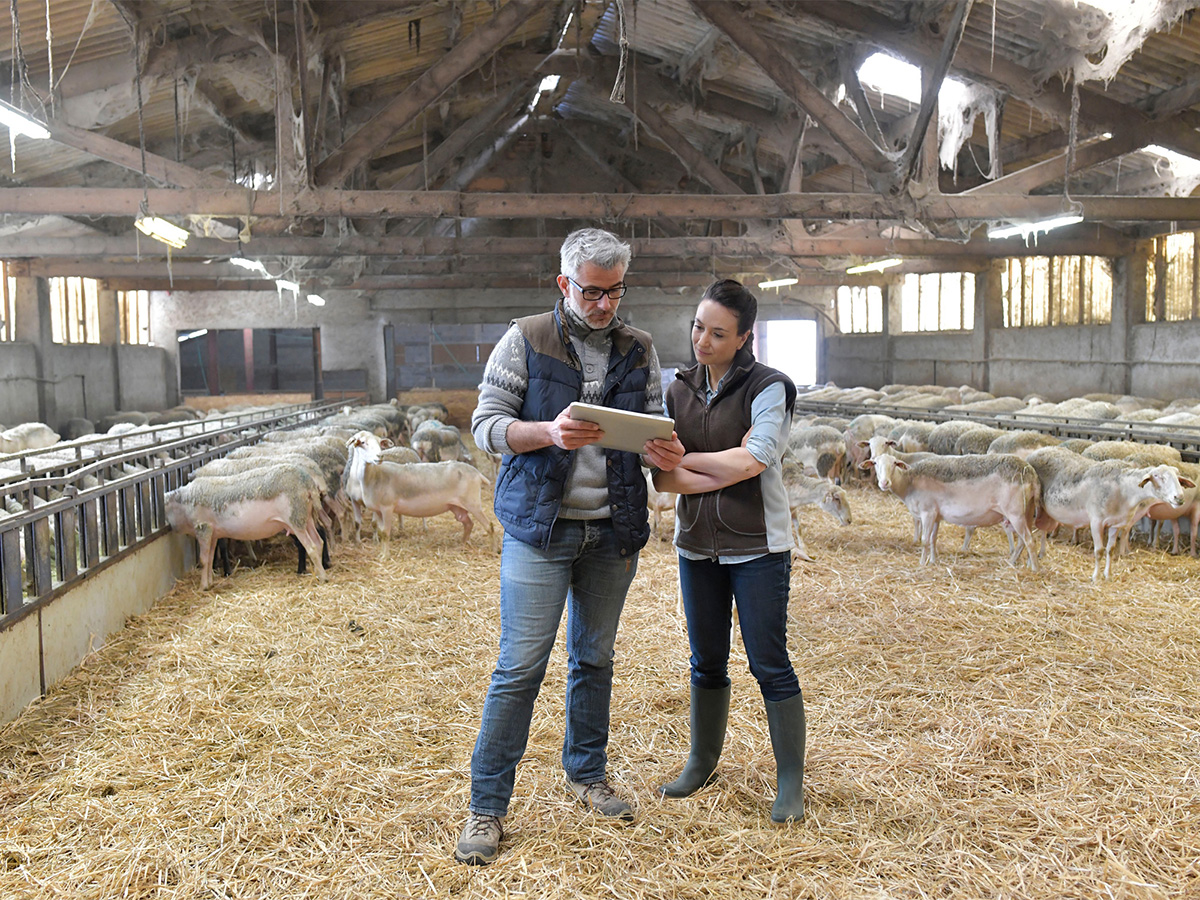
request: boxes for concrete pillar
[1113,249,1145,396]
[98,288,123,412]
[96,288,120,345]
[882,281,898,385]
[978,262,1006,394]
[12,278,56,424]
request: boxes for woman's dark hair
[701,279,757,336]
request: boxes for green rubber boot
[764,691,806,823]
[659,685,731,798]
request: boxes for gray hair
[559,228,631,278]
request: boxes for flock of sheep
[11,380,1198,591]
[780,383,1200,581]
[163,401,495,590]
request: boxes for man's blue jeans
[677,551,799,702]
[469,519,638,818]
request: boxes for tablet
[568,402,675,453]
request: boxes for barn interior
[3,1,1200,897]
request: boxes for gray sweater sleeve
[471,325,528,456]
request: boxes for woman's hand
[643,432,685,471]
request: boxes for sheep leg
[196,525,216,591]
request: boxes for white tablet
[568,402,675,453]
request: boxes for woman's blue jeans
[469,519,638,818]
[677,551,800,702]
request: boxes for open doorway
[758,319,818,389]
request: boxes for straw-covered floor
[2,477,1199,899]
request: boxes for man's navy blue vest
[493,302,652,557]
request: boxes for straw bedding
[2,478,1199,899]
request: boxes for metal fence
[0,400,352,632]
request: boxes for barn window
[1001,256,1112,327]
[118,290,151,344]
[0,262,14,341]
[1146,231,1200,322]
[48,276,101,344]
[836,285,883,333]
[899,273,975,332]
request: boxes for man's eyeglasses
[566,276,627,302]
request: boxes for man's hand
[548,407,605,450]
[643,432,685,471]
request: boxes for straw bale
[2,480,1200,899]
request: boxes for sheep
[1081,441,1181,466]
[780,460,851,561]
[61,418,97,441]
[165,465,328,590]
[786,424,846,480]
[863,452,1040,570]
[1026,447,1193,581]
[343,430,494,557]
[98,411,150,432]
[1142,461,1200,556]
[925,420,980,456]
[0,422,61,455]
[953,426,1007,456]
[842,414,897,478]
[645,469,677,541]
[986,430,1061,459]
[411,420,473,464]
[887,419,937,453]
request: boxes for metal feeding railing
[0,400,355,632]
[792,397,1200,464]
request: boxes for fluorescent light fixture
[758,277,799,289]
[0,99,50,140]
[846,258,902,275]
[856,52,968,109]
[275,278,300,293]
[529,74,562,111]
[135,215,189,249]
[307,294,326,307]
[987,214,1083,240]
[230,257,269,276]
[177,328,208,343]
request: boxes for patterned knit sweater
[472,300,664,519]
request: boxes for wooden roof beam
[0,186,1196,224]
[689,0,897,196]
[313,0,540,186]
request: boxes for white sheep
[645,469,677,542]
[0,423,61,455]
[165,465,329,590]
[864,452,1041,570]
[343,430,494,557]
[1026,447,1193,580]
[780,460,852,561]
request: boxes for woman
[652,278,805,824]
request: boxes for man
[456,228,684,866]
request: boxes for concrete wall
[0,341,175,429]
[989,324,1126,399]
[1130,321,1200,402]
[152,283,833,403]
[1,531,195,726]
[0,342,42,425]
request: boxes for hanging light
[0,99,50,140]
[987,214,1083,240]
[135,214,190,249]
[758,277,799,289]
[846,258,902,275]
[230,257,270,276]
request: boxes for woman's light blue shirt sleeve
[743,382,790,468]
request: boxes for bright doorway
[759,319,818,388]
